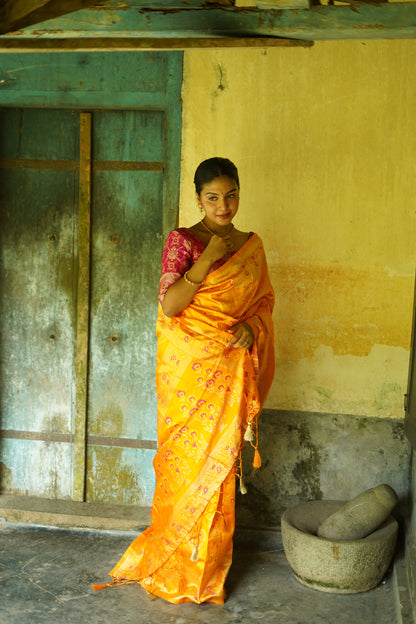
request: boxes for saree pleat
[106,234,275,604]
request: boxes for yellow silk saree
[97,233,275,604]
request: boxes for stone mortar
[281,500,398,594]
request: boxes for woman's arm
[161,234,230,318]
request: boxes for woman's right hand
[161,233,231,318]
[202,234,231,265]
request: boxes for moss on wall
[237,409,411,527]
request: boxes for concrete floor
[0,522,411,624]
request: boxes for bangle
[183,271,203,286]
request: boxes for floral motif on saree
[95,232,275,604]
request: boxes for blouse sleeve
[159,230,193,303]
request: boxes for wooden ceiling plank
[0,2,416,40]
[0,0,106,35]
[0,36,313,50]
[1,2,416,41]
[1,0,52,25]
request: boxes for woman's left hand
[227,322,255,349]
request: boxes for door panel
[88,168,163,440]
[93,109,165,163]
[0,108,163,503]
[0,109,79,498]
[1,108,173,504]
[85,111,165,504]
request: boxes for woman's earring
[198,203,204,214]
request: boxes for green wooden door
[0,51,182,505]
[0,108,79,499]
[86,110,164,504]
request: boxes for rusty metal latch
[0,76,16,87]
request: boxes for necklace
[200,219,234,237]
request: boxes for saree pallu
[104,233,275,604]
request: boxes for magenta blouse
[159,228,240,303]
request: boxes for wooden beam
[0,0,107,35]
[0,2,416,41]
[254,0,310,9]
[0,36,313,50]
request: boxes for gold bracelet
[183,271,203,286]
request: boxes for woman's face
[197,175,240,228]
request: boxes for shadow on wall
[237,410,412,529]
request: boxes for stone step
[0,493,151,532]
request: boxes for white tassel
[239,477,247,495]
[244,422,254,442]
[191,545,199,562]
[146,590,158,601]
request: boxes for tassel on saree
[146,590,159,601]
[191,544,199,562]
[244,422,254,442]
[93,579,132,591]
[246,420,262,469]
[236,454,247,495]
[92,584,111,591]
[253,448,262,468]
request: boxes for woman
[94,157,275,604]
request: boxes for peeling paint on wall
[272,263,413,361]
[86,446,155,505]
[89,404,124,438]
[270,344,409,418]
[0,440,73,498]
[0,462,13,492]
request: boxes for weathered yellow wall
[180,41,416,419]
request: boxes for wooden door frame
[405,270,416,450]
[0,51,183,502]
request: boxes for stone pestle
[317,484,398,541]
